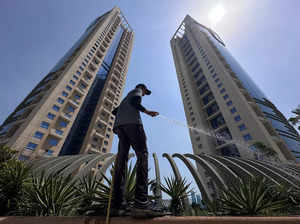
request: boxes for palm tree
[219,177,288,215]
[0,159,32,215]
[160,176,192,215]
[289,106,300,130]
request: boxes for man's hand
[144,110,159,117]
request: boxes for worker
[110,84,163,218]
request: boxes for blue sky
[1,0,300,194]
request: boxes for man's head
[136,84,151,96]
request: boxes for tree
[288,106,300,131]
[160,176,192,215]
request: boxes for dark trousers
[112,124,148,208]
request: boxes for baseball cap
[136,83,151,95]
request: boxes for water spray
[157,114,260,157]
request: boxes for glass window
[52,105,60,112]
[59,121,68,128]
[220,88,226,94]
[230,107,237,114]
[66,85,72,91]
[73,75,79,80]
[192,63,199,72]
[79,83,87,89]
[243,134,252,141]
[199,84,210,95]
[62,91,68,97]
[48,138,59,146]
[76,71,81,76]
[223,94,229,100]
[234,115,241,122]
[47,112,56,120]
[226,100,233,106]
[19,155,29,161]
[40,121,49,129]
[57,97,64,104]
[34,131,44,139]
[238,124,247,131]
[55,129,63,135]
[69,80,76,86]
[46,149,54,155]
[74,94,81,100]
[67,106,75,113]
[210,114,225,129]
[26,142,38,150]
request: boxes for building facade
[171,15,300,163]
[0,7,134,160]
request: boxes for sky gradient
[1,0,300,194]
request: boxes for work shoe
[109,207,128,217]
[131,201,165,218]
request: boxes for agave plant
[19,172,79,216]
[0,159,32,215]
[219,177,288,215]
[75,161,138,215]
[0,145,17,164]
[160,176,192,215]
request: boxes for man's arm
[130,96,159,117]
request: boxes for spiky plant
[19,172,79,216]
[0,159,32,215]
[219,177,288,215]
[0,145,17,164]
[75,172,104,215]
[160,176,192,215]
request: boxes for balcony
[50,128,63,139]
[96,51,103,59]
[60,113,72,122]
[99,110,110,123]
[88,63,97,72]
[103,100,113,112]
[68,99,80,108]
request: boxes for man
[110,84,161,218]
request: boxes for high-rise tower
[0,7,134,160]
[171,15,300,163]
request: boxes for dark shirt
[113,88,146,129]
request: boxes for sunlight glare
[208,4,227,27]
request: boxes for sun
[208,4,227,27]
